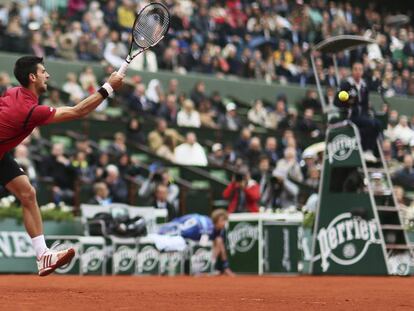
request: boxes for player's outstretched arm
[47,72,124,124]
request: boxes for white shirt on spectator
[20,4,45,25]
[130,50,158,72]
[177,110,201,128]
[62,81,85,102]
[393,124,414,145]
[174,143,207,166]
[104,41,128,68]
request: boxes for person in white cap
[218,102,242,131]
[208,143,225,166]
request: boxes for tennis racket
[118,2,170,75]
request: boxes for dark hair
[14,56,43,87]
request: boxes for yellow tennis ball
[338,91,349,102]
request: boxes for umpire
[335,62,382,161]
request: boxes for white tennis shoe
[37,248,75,277]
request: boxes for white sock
[32,235,48,260]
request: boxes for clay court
[1,275,414,310]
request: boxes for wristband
[97,82,114,99]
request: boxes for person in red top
[223,169,260,213]
[0,56,123,276]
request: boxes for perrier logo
[327,134,358,163]
[316,212,381,272]
[228,222,258,255]
[137,245,159,273]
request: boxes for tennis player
[0,56,124,276]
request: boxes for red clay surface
[1,275,414,310]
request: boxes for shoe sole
[39,248,75,277]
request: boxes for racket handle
[118,61,129,75]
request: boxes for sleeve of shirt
[27,105,56,127]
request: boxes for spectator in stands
[297,108,321,138]
[43,143,77,205]
[20,0,45,25]
[245,137,262,174]
[103,30,127,68]
[157,93,179,124]
[104,164,128,203]
[218,102,242,131]
[199,99,218,129]
[223,168,260,213]
[190,81,207,107]
[267,98,287,130]
[393,115,414,146]
[174,132,208,166]
[264,137,279,167]
[107,132,127,160]
[300,149,318,179]
[177,99,201,128]
[252,155,273,210]
[304,166,320,189]
[274,147,303,183]
[146,79,164,106]
[42,89,65,108]
[247,99,268,126]
[234,127,252,157]
[88,182,112,206]
[62,72,85,104]
[148,118,184,153]
[139,167,179,209]
[128,83,154,114]
[208,143,225,167]
[72,151,94,183]
[126,118,146,145]
[79,66,98,95]
[271,165,300,210]
[152,184,176,221]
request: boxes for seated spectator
[177,99,201,128]
[156,135,177,162]
[107,132,127,159]
[62,72,85,104]
[152,184,176,221]
[393,115,414,145]
[274,147,303,183]
[174,132,208,166]
[157,94,178,124]
[79,65,98,95]
[208,143,225,167]
[271,167,300,210]
[126,118,146,145]
[248,99,268,126]
[264,137,279,167]
[234,127,252,157]
[393,154,414,189]
[245,137,263,173]
[252,156,273,210]
[148,118,184,153]
[130,50,158,72]
[297,108,321,138]
[43,143,77,205]
[139,167,179,208]
[218,102,242,131]
[304,166,320,189]
[190,81,207,107]
[146,79,164,106]
[199,99,218,129]
[103,30,128,68]
[266,98,287,129]
[88,182,112,206]
[127,83,154,114]
[42,89,65,108]
[223,169,260,213]
[104,164,128,203]
[72,151,94,183]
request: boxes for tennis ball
[338,90,349,102]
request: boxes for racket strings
[133,4,169,48]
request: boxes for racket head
[132,2,170,49]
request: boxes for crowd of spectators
[0,1,414,96]
[2,1,414,219]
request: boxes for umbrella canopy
[312,35,376,54]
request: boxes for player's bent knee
[18,185,37,205]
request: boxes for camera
[234,173,244,182]
[152,172,163,183]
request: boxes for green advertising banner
[108,237,137,275]
[46,236,81,275]
[136,238,161,275]
[227,220,260,274]
[311,123,389,275]
[263,222,300,274]
[79,237,106,275]
[189,242,214,275]
[160,252,185,276]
